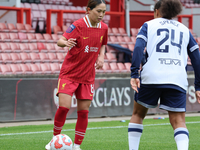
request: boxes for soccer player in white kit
[128,0,200,150]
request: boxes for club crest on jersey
[66,24,76,33]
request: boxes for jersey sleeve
[136,23,148,42]
[187,31,200,91]
[62,23,80,40]
[102,27,108,45]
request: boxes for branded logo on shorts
[84,45,89,53]
[61,83,66,90]
[100,36,103,43]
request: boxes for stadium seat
[130,28,139,37]
[0,23,9,32]
[74,14,82,20]
[58,5,65,10]
[10,64,23,74]
[40,0,48,4]
[44,4,52,10]
[37,42,47,52]
[120,44,128,49]
[128,44,135,52]
[24,2,31,8]
[105,52,117,62]
[43,34,54,43]
[18,32,29,42]
[31,3,39,11]
[109,62,120,73]
[116,36,126,44]
[9,33,20,43]
[7,23,18,32]
[1,43,11,53]
[56,53,65,63]
[39,53,50,62]
[49,63,60,74]
[51,5,58,10]
[0,33,11,42]
[28,43,39,53]
[51,34,60,42]
[28,63,42,74]
[19,43,31,53]
[0,64,12,75]
[130,36,136,44]
[124,62,131,72]
[27,33,37,42]
[29,53,41,63]
[117,63,128,73]
[55,44,64,53]
[53,25,63,35]
[118,28,128,36]
[124,36,133,44]
[109,36,119,44]
[40,63,52,74]
[35,33,46,42]
[20,53,32,63]
[102,62,112,73]
[19,63,32,74]
[108,27,114,36]
[16,23,27,32]
[62,25,68,33]
[48,53,59,63]
[38,3,46,11]
[9,43,21,53]
[46,43,56,53]
[10,53,22,63]
[112,28,121,36]
[24,24,35,33]
[1,53,12,63]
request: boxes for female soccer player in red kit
[45,0,108,150]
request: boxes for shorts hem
[137,100,157,108]
[159,104,186,112]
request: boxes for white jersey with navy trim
[137,18,199,91]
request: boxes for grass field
[0,116,200,150]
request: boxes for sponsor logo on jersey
[158,58,181,66]
[84,46,98,53]
[84,45,89,53]
[66,24,76,33]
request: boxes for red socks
[74,110,89,145]
[53,106,69,136]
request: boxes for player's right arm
[57,36,76,48]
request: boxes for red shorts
[57,78,94,100]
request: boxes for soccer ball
[50,134,73,150]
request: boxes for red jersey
[59,15,108,84]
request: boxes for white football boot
[45,141,51,150]
[72,146,82,150]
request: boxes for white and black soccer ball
[50,134,73,150]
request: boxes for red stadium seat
[28,43,39,53]
[51,34,60,42]
[128,44,135,52]
[1,43,11,53]
[0,33,11,42]
[46,43,56,53]
[0,23,9,32]
[0,53,3,63]
[40,63,52,74]
[7,23,18,32]
[10,53,22,63]
[49,63,60,74]
[116,36,126,44]
[37,42,47,52]
[124,36,133,44]
[130,36,136,44]
[19,64,32,74]
[10,64,23,74]
[27,33,37,42]
[109,36,119,44]
[102,62,112,73]
[118,28,128,36]
[0,64,12,75]
[108,27,114,36]
[55,44,64,53]
[24,24,35,33]
[9,43,21,53]
[28,63,42,74]
[1,53,12,63]
[109,62,120,73]
[19,53,32,63]
[38,3,46,11]
[124,62,131,72]
[9,33,20,42]
[18,32,29,42]
[130,28,139,37]
[24,2,31,8]
[19,43,31,53]
[117,63,128,73]
[16,23,26,32]
[29,53,41,63]
[48,53,59,63]
[56,53,65,63]
[53,25,63,35]
[43,33,54,43]
[112,28,120,36]
[105,52,117,62]
[62,25,68,33]
[35,33,46,42]
[39,53,50,62]
[31,3,39,11]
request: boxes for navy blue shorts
[134,86,186,112]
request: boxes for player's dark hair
[86,0,106,11]
[154,0,182,19]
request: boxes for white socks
[128,123,143,150]
[174,127,189,150]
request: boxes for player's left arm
[95,45,105,69]
[187,32,200,104]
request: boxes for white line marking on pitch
[0,121,200,136]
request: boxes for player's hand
[65,38,76,47]
[130,78,140,93]
[95,54,104,69]
[196,91,200,104]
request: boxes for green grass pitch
[0,116,199,150]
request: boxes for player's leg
[160,88,188,150]
[128,101,148,150]
[169,111,189,150]
[73,84,93,150]
[128,86,160,150]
